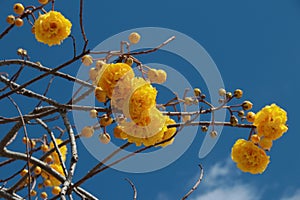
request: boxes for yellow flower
[34,11,72,46]
[41,163,64,186]
[231,139,270,174]
[157,117,177,147]
[115,114,176,147]
[96,63,134,98]
[259,137,273,151]
[129,80,157,123]
[49,139,67,163]
[254,104,288,140]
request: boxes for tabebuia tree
[0,1,288,199]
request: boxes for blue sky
[0,0,299,199]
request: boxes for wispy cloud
[156,192,170,200]
[190,159,262,200]
[192,184,258,200]
[281,189,300,200]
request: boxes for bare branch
[0,51,89,101]
[60,111,78,198]
[79,0,88,51]
[181,164,204,200]
[0,187,23,200]
[125,178,137,200]
[0,59,93,89]
[35,118,68,176]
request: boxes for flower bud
[201,126,208,132]
[34,166,42,175]
[89,109,98,118]
[15,18,24,27]
[194,88,201,96]
[210,130,218,138]
[6,15,15,25]
[89,67,98,81]
[226,92,233,99]
[234,89,243,99]
[156,69,167,84]
[13,3,24,15]
[259,137,273,151]
[246,111,256,122]
[52,186,61,195]
[94,87,107,103]
[100,115,113,127]
[242,101,253,110]
[45,155,53,163]
[182,115,191,122]
[184,97,194,106]
[38,0,49,5]
[41,192,48,199]
[81,126,94,138]
[81,55,93,66]
[128,32,141,44]
[30,190,37,197]
[238,110,244,117]
[95,60,106,70]
[125,57,134,66]
[250,134,260,144]
[99,133,111,144]
[20,169,28,176]
[218,88,226,96]
[230,115,238,126]
[44,179,52,187]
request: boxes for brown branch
[0,158,15,167]
[181,164,204,200]
[60,111,78,198]
[125,178,137,200]
[3,149,65,192]
[0,75,63,108]
[0,51,89,101]
[167,121,255,129]
[35,118,68,176]
[0,187,23,200]
[123,36,176,56]
[0,59,94,89]
[35,75,55,107]
[72,142,131,188]
[79,0,88,51]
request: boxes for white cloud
[156,192,170,200]
[190,159,262,200]
[281,189,300,200]
[192,184,258,200]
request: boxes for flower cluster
[41,139,67,187]
[108,70,176,147]
[41,163,64,187]
[49,138,68,163]
[33,11,72,46]
[231,103,288,174]
[254,103,288,140]
[114,114,177,147]
[96,62,135,98]
[231,139,270,174]
[82,45,175,147]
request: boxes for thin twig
[6,96,32,200]
[125,178,137,200]
[0,59,94,89]
[0,51,89,101]
[35,118,68,177]
[60,111,78,198]
[181,164,204,200]
[79,0,88,51]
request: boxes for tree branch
[181,164,204,200]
